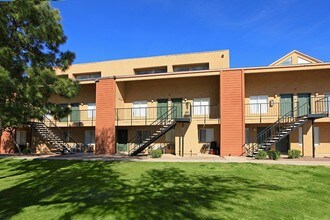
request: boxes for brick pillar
[95,78,116,154]
[220,69,245,156]
[0,131,14,154]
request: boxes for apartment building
[1,50,330,157]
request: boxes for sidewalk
[1,153,330,166]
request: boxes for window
[87,103,96,118]
[250,96,268,114]
[279,57,292,66]
[63,130,72,142]
[173,63,209,72]
[135,66,167,75]
[84,130,95,145]
[133,101,147,117]
[16,131,27,145]
[74,72,101,80]
[297,57,311,64]
[314,127,320,146]
[199,128,214,143]
[135,130,150,144]
[299,127,303,146]
[245,128,249,144]
[193,98,210,115]
[165,129,175,142]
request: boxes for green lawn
[0,158,329,220]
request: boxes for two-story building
[1,50,329,157]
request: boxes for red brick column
[0,131,14,154]
[95,78,116,154]
[220,69,245,156]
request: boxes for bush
[150,149,162,158]
[254,150,267,159]
[267,150,281,160]
[22,148,31,155]
[288,149,301,159]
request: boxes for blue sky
[51,0,330,68]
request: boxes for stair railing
[127,106,177,155]
[245,101,308,156]
[314,96,329,115]
[42,115,79,152]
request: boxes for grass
[0,158,329,220]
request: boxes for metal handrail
[245,102,308,155]
[127,106,177,155]
[43,115,79,148]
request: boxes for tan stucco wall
[50,84,96,104]
[55,50,229,78]
[245,69,330,124]
[120,123,220,156]
[246,69,330,103]
[118,75,219,108]
[271,51,321,66]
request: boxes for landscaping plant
[267,150,281,160]
[288,149,302,159]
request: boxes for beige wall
[245,69,330,124]
[55,50,229,78]
[50,84,96,104]
[119,123,220,156]
[118,75,219,108]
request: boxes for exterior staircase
[30,116,77,154]
[129,107,177,156]
[245,97,329,156]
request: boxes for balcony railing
[245,97,330,122]
[43,109,96,127]
[191,105,220,123]
[115,105,219,126]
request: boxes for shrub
[22,148,31,155]
[267,150,281,160]
[254,150,267,159]
[150,149,162,158]
[288,149,301,159]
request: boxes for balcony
[115,105,219,126]
[245,97,329,123]
[43,109,96,127]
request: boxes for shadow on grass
[0,158,284,219]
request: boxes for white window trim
[250,96,268,114]
[87,103,96,119]
[193,98,210,116]
[132,101,148,117]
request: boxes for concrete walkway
[1,153,330,166]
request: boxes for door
[171,98,182,118]
[117,129,128,152]
[298,93,311,116]
[276,135,290,153]
[280,94,293,117]
[70,103,80,122]
[157,99,168,118]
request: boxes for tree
[0,0,79,153]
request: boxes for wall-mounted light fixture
[80,102,84,106]
[315,92,319,96]
[151,99,154,103]
[184,97,187,102]
[274,94,278,98]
